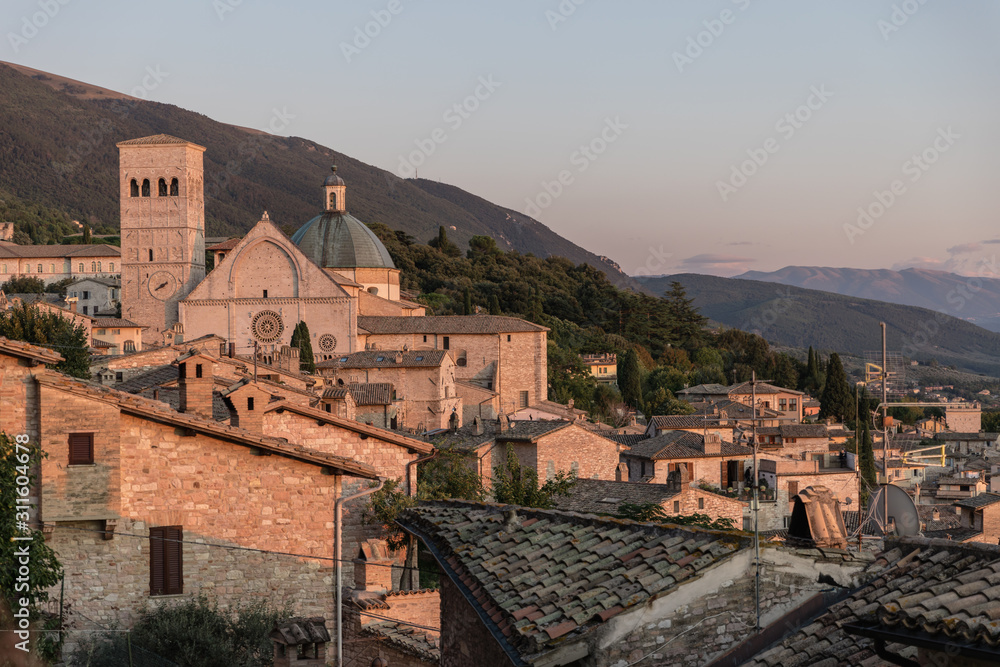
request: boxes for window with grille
[149,526,183,596]
[519,391,529,408]
[68,433,94,465]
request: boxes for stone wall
[440,577,515,667]
[341,606,436,667]
[530,425,621,484]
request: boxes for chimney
[67,297,78,313]
[678,463,690,486]
[616,462,628,482]
[703,433,721,455]
[932,508,940,522]
[177,351,215,420]
[229,381,267,434]
[228,342,236,358]
[496,413,509,433]
[394,351,403,364]
[472,416,483,436]
[353,540,394,593]
[271,617,330,667]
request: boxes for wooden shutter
[68,433,93,465]
[788,481,799,498]
[150,527,166,595]
[150,526,183,596]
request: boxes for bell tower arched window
[328,192,337,209]
[141,179,150,197]
[170,178,179,196]
[130,179,139,197]
[158,178,167,196]
[149,249,154,262]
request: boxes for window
[91,262,96,272]
[415,356,424,361]
[68,433,94,465]
[329,192,337,209]
[158,178,167,196]
[547,461,555,479]
[519,390,529,408]
[78,263,84,273]
[123,340,136,353]
[507,335,511,342]
[195,364,203,379]
[423,335,427,343]
[130,179,139,197]
[109,262,115,272]
[779,399,787,411]
[790,399,798,411]
[49,264,54,274]
[24,264,30,273]
[97,329,106,335]
[247,397,255,411]
[149,526,183,596]
[788,481,799,497]
[170,178,179,196]
[262,290,267,298]
[1,265,5,274]
[116,372,123,382]
[149,249,154,262]
[442,336,450,350]
[698,497,705,510]
[673,500,680,513]
[368,287,379,296]
[36,264,42,273]
[113,329,121,335]
[82,291,90,300]
[82,306,88,315]
[141,179,150,197]
[97,262,101,273]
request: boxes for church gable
[185,215,350,302]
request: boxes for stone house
[645,401,782,443]
[756,424,831,460]
[0,242,120,284]
[615,430,754,490]
[947,493,1000,544]
[679,381,805,423]
[945,402,982,432]
[316,349,461,431]
[91,316,145,355]
[396,500,870,667]
[356,315,548,416]
[580,353,616,385]
[0,337,382,654]
[935,475,987,501]
[66,276,120,316]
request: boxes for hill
[636,273,1000,376]
[738,266,1000,333]
[0,61,637,290]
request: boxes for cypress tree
[859,410,878,502]
[82,224,92,244]
[488,294,501,315]
[819,353,853,422]
[463,287,473,315]
[618,348,643,412]
[290,321,316,374]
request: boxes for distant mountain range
[636,273,1000,376]
[737,266,1000,333]
[0,61,638,291]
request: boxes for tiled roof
[495,420,573,443]
[936,476,984,486]
[35,372,376,477]
[778,424,829,438]
[270,617,330,646]
[0,244,120,258]
[598,433,648,448]
[90,339,115,349]
[316,349,447,369]
[321,386,350,400]
[359,621,440,662]
[921,527,983,541]
[0,336,63,365]
[623,431,753,460]
[956,493,1000,509]
[744,538,1000,665]
[263,400,433,454]
[934,432,1000,441]
[68,276,120,287]
[347,382,393,406]
[358,315,548,334]
[117,134,203,147]
[206,238,241,251]
[552,479,680,515]
[399,501,749,664]
[92,317,144,328]
[677,383,729,396]
[727,381,804,396]
[648,414,723,429]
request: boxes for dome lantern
[323,165,346,213]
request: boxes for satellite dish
[869,484,921,537]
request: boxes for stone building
[0,337,382,654]
[0,243,120,284]
[614,430,754,489]
[91,317,145,355]
[66,276,120,316]
[679,381,805,423]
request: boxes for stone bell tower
[117,134,207,343]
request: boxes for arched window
[148,249,154,262]
[109,262,115,272]
[170,178,179,196]
[49,264,54,274]
[329,192,337,209]
[24,264,30,273]
[367,286,378,296]
[158,178,167,196]
[130,179,139,197]
[141,179,150,197]
[1,265,6,274]
[37,264,42,273]
[91,262,96,272]
[123,340,136,353]
[78,263,84,273]
[96,262,101,273]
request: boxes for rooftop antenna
[751,371,761,633]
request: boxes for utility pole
[881,322,889,533]
[751,371,760,633]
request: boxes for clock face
[148,271,179,301]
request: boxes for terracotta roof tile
[358,315,547,334]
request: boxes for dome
[324,165,345,187]
[291,211,395,269]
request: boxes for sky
[4,0,1000,278]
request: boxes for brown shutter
[721,461,729,489]
[150,527,166,595]
[788,481,799,498]
[68,433,93,465]
[165,527,183,595]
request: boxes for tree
[527,293,544,324]
[0,302,89,377]
[417,450,485,502]
[615,502,736,531]
[492,445,575,508]
[664,281,707,348]
[802,346,823,395]
[488,294,501,315]
[819,353,853,422]
[363,478,417,551]
[289,321,315,373]
[82,224,92,244]
[859,411,877,506]
[429,226,461,257]
[1,276,45,294]
[618,348,643,411]
[463,287,473,315]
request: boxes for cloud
[680,253,755,276]
[726,241,755,246]
[946,242,981,255]
[983,239,1000,245]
